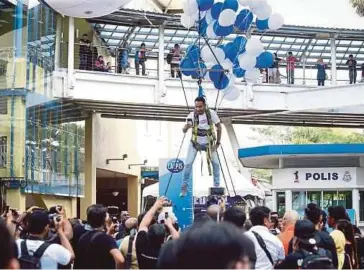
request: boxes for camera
[187,118,193,126]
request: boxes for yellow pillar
[127,176,140,217]
[80,114,96,220]
[3,96,26,211]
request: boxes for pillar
[80,114,97,219]
[353,189,360,225]
[127,176,140,217]
[157,25,165,101]
[285,190,292,211]
[54,15,62,69]
[302,54,306,85]
[331,38,337,86]
[67,17,75,91]
[272,190,277,212]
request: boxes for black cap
[148,224,166,246]
[28,211,49,234]
[294,220,320,245]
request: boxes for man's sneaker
[179,184,188,197]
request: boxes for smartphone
[187,118,193,125]
[54,215,62,223]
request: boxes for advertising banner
[159,158,193,230]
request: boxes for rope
[179,75,190,113]
[220,145,237,196]
[163,133,187,196]
[217,151,230,197]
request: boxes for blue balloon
[234,9,254,31]
[222,0,239,12]
[256,18,269,31]
[197,0,214,11]
[209,64,224,82]
[224,42,238,63]
[197,61,208,78]
[233,36,247,54]
[211,3,223,20]
[213,21,234,37]
[180,58,194,76]
[187,44,200,62]
[214,74,230,90]
[255,52,274,69]
[233,63,246,78]
[197,17,208,35]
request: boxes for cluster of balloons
[180,0,284,101]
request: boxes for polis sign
[305,172,338,181]
[293,170,352,183]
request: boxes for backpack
[19,240,51,269]
[298,249,334,269]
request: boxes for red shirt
[286,56,297,70]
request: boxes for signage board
[273,167,357,189]
[0,177,26,189]
[159,158,193,230]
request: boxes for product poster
[159,158,193,230]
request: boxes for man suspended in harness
[180,96,222,197]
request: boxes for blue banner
[159,158,193,230]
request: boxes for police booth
[238,144,364,230]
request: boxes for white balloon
[268,13,285,30]
[181,13,197,29]
[249,0,267,9]
[254,4,272,20]
[205,10,214,24]
[213,47,226,64]
[238,0,251,6]
[245,37,264,56]
[218,9,237,27]
[183,0,198,16]
[43,0,132,18]
[206,23,217,39]
[238,53,256,70]
[221,59,234,70]
[223,85,241,101]
[244,68,261,82]
[201,46,214,63]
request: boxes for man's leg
[354,70,357,84]
[180,142,197,197]
[349,70,353,84]
[135,60,139,75]
[170,64,175,78]
[141,61,146,76]
[210,149,220,187]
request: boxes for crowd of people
[1,197,364,269]
[78,33,364,86]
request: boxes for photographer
[47,205,73,242]
[74,204,124,269]
[15,211,74,269]
[136,197,174,269]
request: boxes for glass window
[276,192,285,217]
[293,191,306,211]
[359,191,364,221]
[337,191,352,209]
[0,136,7,167]
[307,191,321,207]
[322,191,338,209]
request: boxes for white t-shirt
[16,239,72,269]
[245,226,285,270]
[187,109,220,145]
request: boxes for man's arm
[56,220,75,262]
[215,122,222,145]
[57,207,73,240]
[110,249,125,269]
[165,218,180,240]
[139,197,167,232]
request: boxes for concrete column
[67,17,75,91]
[285,190,292,211]
[222,118,244,173]
[157,25,165,101]
[54,15,62,69]
[331,38,337,86]
[80,114,97,219]
[302,54,306,85]
[127,176,140,218]
[353,188,360,225]
[272,190,277,212]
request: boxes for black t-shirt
[288,230,338,268]
[347,59,357,70]
[74,230,118,269]
[71,224,86,252]
[79,38,91,54]
[136,231,161,269]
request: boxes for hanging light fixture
[40,0,132,18]
[112,191,119,197]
